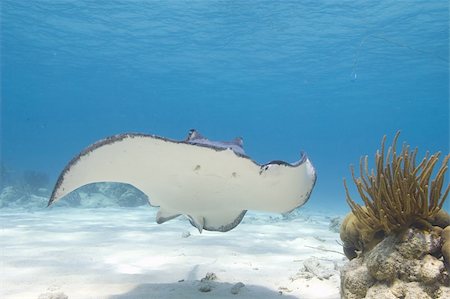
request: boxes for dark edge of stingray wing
[285,174,317,214]
[50,133,127,206]
[48,133,158,206]
[284,152,317,213]
[48,133,314,206]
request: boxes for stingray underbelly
[48,132,316,232]
[146,164,311,213]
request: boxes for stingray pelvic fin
[156,208,181,224]
[188,215,205,233]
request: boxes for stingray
[48,129,317,232]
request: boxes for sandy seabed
[1,206,344,299]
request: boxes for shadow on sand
[108,280,299,299]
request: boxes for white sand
[1,206,344,299]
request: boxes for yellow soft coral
[344,132,449,234]
[341,132,450,258]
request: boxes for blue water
[1,1,448,212]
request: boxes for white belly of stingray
[49,133,316,232]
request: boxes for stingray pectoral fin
[49,132,316,233]
[48,133,181,206]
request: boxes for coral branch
[345,131,450,234]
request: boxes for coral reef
[340,132,450,298]
[442,226,450,272]
[341,132,450,256]
[0,168,52,208]
[0,186,48,209]
[97,182,148,207]
[0,181,148,209]
[341,227,449,299]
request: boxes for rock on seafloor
[341,227,450,299]
[230,282,245,294]
[303,257,338,280]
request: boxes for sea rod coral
[340,132,450,299]
[341,132,450,256]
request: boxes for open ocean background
[1,1,448,213]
